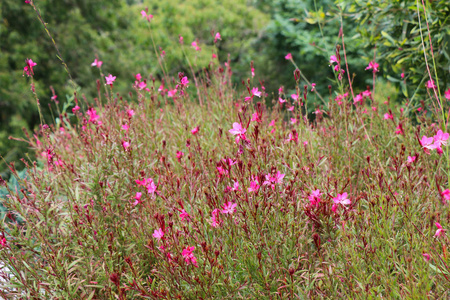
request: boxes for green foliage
[0,0,268,176]
[340,0,449,101]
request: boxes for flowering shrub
[2,5,450,300]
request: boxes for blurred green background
[1,0,448,177]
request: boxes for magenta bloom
[91,58,103,68]
[365,61,379,73]
[354,94,363,105]
[23,59,37,76]
[141,10,153,22]
[122,141,130,150]
[263,171,285,190]
[176,151,184,161]
[133,192,142,206]
[291,94,298,101]
[422,253,431,262]
[182,246,198,267]
[329,55,338,64]
[191,126,199,135]
[191,41,201,51]
[214,32,221,43]
[86,108,100,123]
[285,53,292,60]
[168,89,177,97]
[72,105,80,113]
[105,74,116,86]
[434,222,445,238]
[445,88,450,100]
[221,201,237,215]
[210,209,221,227]
[229,122,246,135]
[434,130,449,147]
[127,109,135,117]
[384,113,393,120]
[248,179,260,192]
[179,209,190,222]
[308,189,321,207]
[279,97,287,104]
[152,228,164,240]
[181,76,189,86]
[407,156,416,164]
[426,80,436,89]
[251,87,262,97]
[0,237,6,248]
[333,192,351,206]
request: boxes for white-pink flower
[152,228,164,240]
[333,192,351,206]
[221,201,237,215]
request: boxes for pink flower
[86,108,100,123]
[279,97,287,103]
[251,67,255,78]
[0,237,6,248]
[290,118,297,124]
[434,222,445,238]
[214,32,221,43]
[191,41,201,51]
[422,253,431,262]
[263,171,285,190]
[23,59,37,76]
[153,228,164,240]
[365,61,379,73]
[133,192,142,206]
[179,209,190,222]
[269,119,276,127]
[395,124,404,135]
[176,151,184,161]
[72,105,80,113]
[248,178,260,192]
[122,140,130,150]
[229,122,246,135]
[122,124,129,131]
[311,83,316,92]
[127,109,135,117]
[191,126,199,135]
[285,53,292,60]
[251,112,261,122]
[445,88,450,100]
[179,35,184,44]
[278,86,284,94]
[434,130,449,147]
[136,81,146,90]
[420,135,436,150]
[401,73,405,79]
[181,76,189,86]
[329,55,338,64]
[308,189,321,207]
[105,74,116,86]
[291,94,298,101]
[426,80,436,89]
[354,94,363,105]
[251,87,261,97]
[182,246,198,267]
[287,106,295,112]
[333,192,351,206]
[384,113,393,120]
[407,156,416,164]
[135,73,142,81]
[168,89,177,97]
[231,181,240,191]
[441,189,450,203]
[285,132,298,143]
[221,201,237,215]
[210,209,222,227]
[362,90,372,97]
[141,10,153,22]
[91,58,103,68]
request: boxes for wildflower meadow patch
[1,1,450,299]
